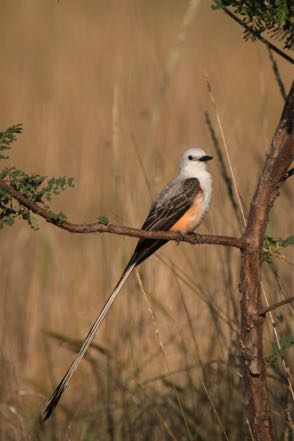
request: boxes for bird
[43,146,213,421]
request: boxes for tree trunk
[239,82,294,440]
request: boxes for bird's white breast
[198,171,212,206]
[197,170,213,225]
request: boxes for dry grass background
[0,1,293,440]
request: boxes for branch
[258,296,294,317]
[239,81,294,440]
[245,82,294,243]
[0,179,248,249]
[223,7,294,65]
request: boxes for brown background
[0,1,293,439]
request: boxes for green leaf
[51,211,67,224]
[263,234,294,263]
[6,216,15,226]
[68,177,75,187]
[211,0,224,10]
[0,124,23,159]
[266,334,294,365]
[97,215,110,225]
[282,235,294,247]
[28,215,39,230]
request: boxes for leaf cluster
[0,124,23,159]
[212,0,294,49]
[263,235,294,263]
[265,335,294,365]
[0,124,74,230]
[97,215,110,225]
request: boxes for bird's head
[179,147,213,176]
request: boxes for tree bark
[239,82,293,440]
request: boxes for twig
[267,48,287,101]
[258,296,294,317]
[223,7,294,65]
[0,179,248,250]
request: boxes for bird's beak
[200,155,213,162]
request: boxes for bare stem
[258,296,294,317]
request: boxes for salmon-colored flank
[170,192,203,234]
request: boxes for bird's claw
[175,232,185,245]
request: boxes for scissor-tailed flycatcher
[43,147,213,420]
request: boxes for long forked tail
[43,263,136,421]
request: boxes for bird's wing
[128,177,201,266]
[142,177,201,231]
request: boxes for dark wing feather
[128,177,200,267]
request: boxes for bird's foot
[189,233,202,244]
[175,232,185,245]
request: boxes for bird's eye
[188,155,193,160]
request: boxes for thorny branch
[0,179,248,250]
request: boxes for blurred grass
[0,1,293,440]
